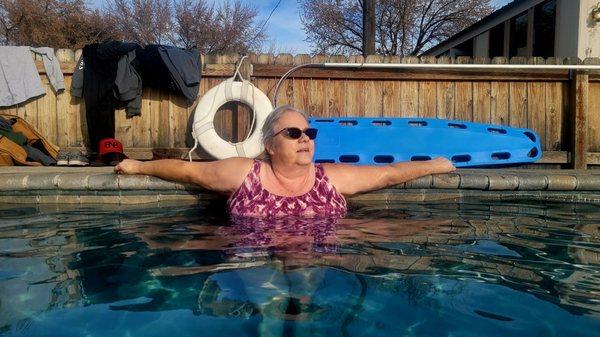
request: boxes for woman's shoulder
[204,157,257,194]
[219,157,256,173]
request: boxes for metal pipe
[322,62,600,70]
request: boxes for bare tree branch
[299,0,494,56]
[0,0,116,49]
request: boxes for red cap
[99,138,127,159]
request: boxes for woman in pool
[115,105,455,217]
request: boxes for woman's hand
[114,159,143,175]
[429,157,456,174]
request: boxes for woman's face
[267,110,314,165]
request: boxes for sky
[90,0,512,54]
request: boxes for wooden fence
[1,50,599,168]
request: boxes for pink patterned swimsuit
[227,160,347,218]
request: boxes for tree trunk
[362,0,376,56]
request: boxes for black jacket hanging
[72,41,141,152]
[136,45,201,103]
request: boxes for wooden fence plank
[472,57,491,124]
[23,97,39,131]
[213,55,233,143]
[419,56,437,118]
[544,58,565,152]
[234,54,254,141]
[436,81,455,119]
[252,52,277,137]
[381,55,401,117]
[67,80,86,148]
[509,81,528,128]
[363,55,383,117]
[528,82,546,145]
[400,57,419,117]
[0,104,17,115]
[472,82,491,123]
[309,55,328,116]
[37,82,57,144]
[55,49,75,62]
[274,54,294,107]
[56,78,71,147]
[327,55,347,117]
[490,57,509,126]
[15,104,26,120]
[46,84,58,146]
[526,58,547,148]
[195,54,215,145]
[364,79,382,117]
[156,89,171,147]
[589,82,600,152]
[570,71,589,169]
[149,88,162,147]
[346,79,365,117]
[545,81,563,151]
[293,54,311,112]
[509,57,529,128]
[435,57,455,119]
[454,57,473,122]
[132,87,152,147]
[170,92,190,148]
[344,55,365,117]
[585,58,600,153]
[115,108,133,148]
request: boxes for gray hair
[261,105,309,147]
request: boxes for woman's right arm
[115,157,253,194]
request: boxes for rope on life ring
[188,56,273,160]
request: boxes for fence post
[569,69,589,169]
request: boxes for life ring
[191,78,273,159]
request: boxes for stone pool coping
[1,167,600,204]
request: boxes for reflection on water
[0,200,599,337]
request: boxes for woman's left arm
[324,157,455,196]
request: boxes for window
[510,11,528,57]
[534,0,556,57]
[489,23,505,58]
[452,38,474,57]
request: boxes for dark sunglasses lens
[286,128,302,139]
[305,128,317,140]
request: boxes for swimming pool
[1,199,599,337]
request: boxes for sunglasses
[273,127,318,140]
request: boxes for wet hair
[261,105,309,158]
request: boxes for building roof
[422,0,545,56]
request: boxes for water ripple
[0,200,599,336]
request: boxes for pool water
[0,200,599,337]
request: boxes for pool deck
[1,167,600,205]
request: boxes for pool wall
[1,167,600,205]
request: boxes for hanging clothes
[71,41,201,153]
[114,49,142,117]
[0,46,45,106]
[136,44,201,103]
[71,41,141,153]
[157,45,201,103]
[30,47,65,92]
